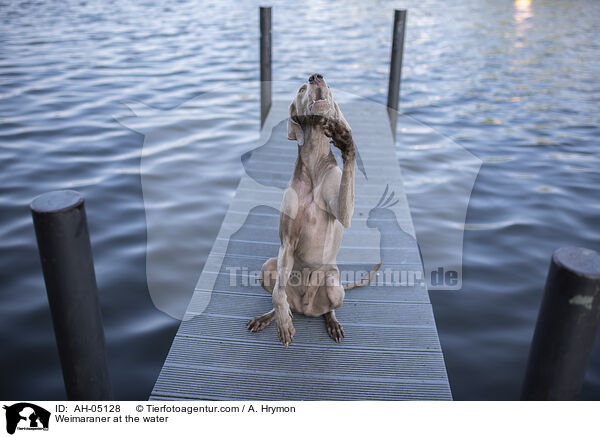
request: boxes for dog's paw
[326,318,345,343]
[322,118,336,138]
[246,314,272,332]
[276,316,296,348]
[323,119,354,159]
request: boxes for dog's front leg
[321,120,356,228]
[273,244,295,347]
[337,145,356,228]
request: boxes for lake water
[1,0,599,400]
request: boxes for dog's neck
[296,122,335,185]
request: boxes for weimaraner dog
[246,73,379,347]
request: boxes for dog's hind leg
[324,310,345,343]
[259,257,277,294]
[247,308,275,332]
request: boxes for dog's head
[288,73,348,146]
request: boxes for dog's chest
[291,191,342,265]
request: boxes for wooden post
[31,190,113,400]
[387,9,407,139]
[522,247,600,400]
[260,6,272,128]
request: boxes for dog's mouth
[308,84,330,114]
[309,99,329,113]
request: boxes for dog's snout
[308,73,325,86]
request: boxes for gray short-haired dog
[247,74,379,347]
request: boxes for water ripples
[1,0,599,400]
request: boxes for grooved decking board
[151,98,452,400]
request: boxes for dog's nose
[308,73,325,86]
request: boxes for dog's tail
[343,263,381,290]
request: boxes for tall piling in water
[260,6,272,127]
[387,9,407,138]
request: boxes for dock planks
[150,97,452,400]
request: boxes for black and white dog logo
[3,403,50,435]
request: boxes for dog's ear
[287,118,304,146]
[288,102,304,146]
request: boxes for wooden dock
[149,96,452,400]
[150,7,450,401]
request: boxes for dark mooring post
[522,247,600,400]
[260,6,272,128]
[31,190,112,401]
[387,9,407,139]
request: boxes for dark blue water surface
[1,0,599,400]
